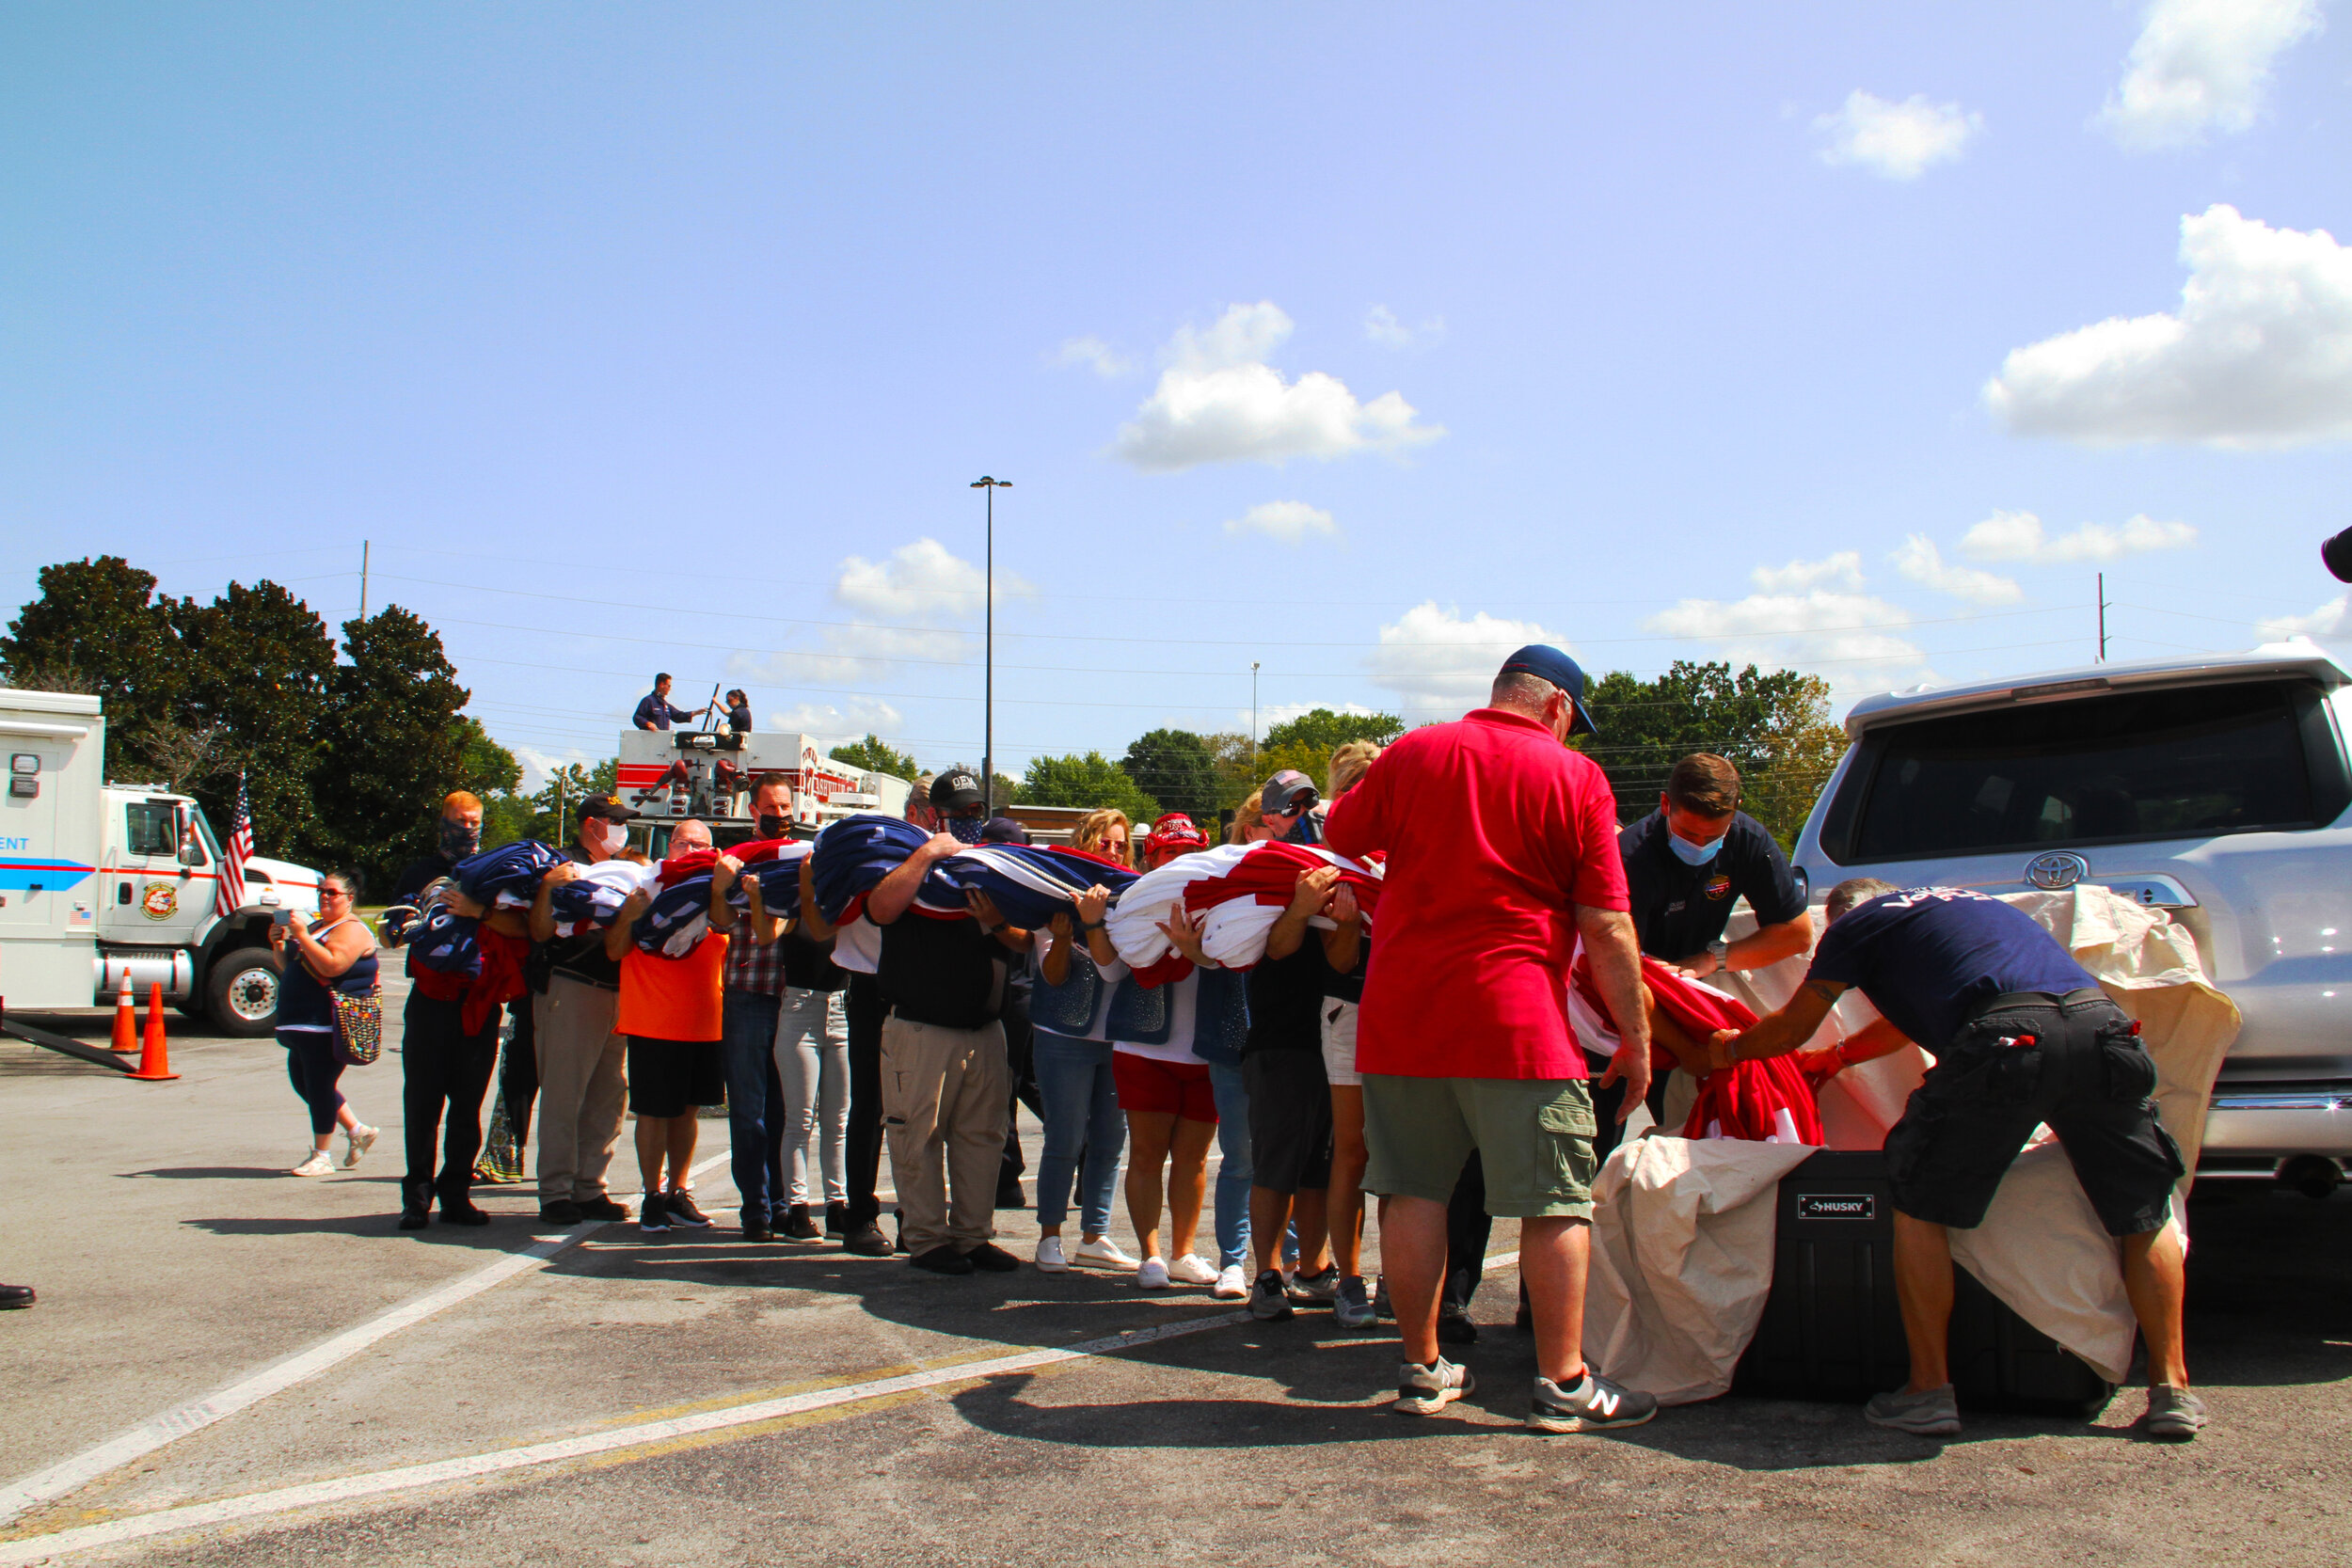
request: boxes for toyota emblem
[2026,850,2090,891]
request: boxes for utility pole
[358,540,371,622]
[2097,572,2109,663]
[970,477,1012,815]
[1250,661,1261,765]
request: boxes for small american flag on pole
[215,772,254,920]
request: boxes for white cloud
[1054,335,1132,377]
[1958,509,2200,562]
[2097,0,2324,151]
[770,699,908,752]
[1751,551,1865,594]
[1645,589,1928,691]
[733,538,1024,687]
[1984,205,2352,448]
[508,742,590,794]
[1813,89,1982,179]
[1224,500,1339,545]
[2256,594,2349,640]
[1114,302,1445,471]
[1364,306,1446,348]
[1367,602,1572,725]
[1890,535,2026,606]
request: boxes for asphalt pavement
[0,995,2344,1567]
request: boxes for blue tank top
[277,918,380,1030]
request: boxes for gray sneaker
[1528,1370,1658,1433]
[1290,1265,1339,1303]
[2142,1385,2208,1441]
[1864,1383,1962,1436]
[1394,1356,1474,1416]
[1248,1269,1295,1323]
[1333,1274,1376,1329]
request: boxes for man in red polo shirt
[1327,644,1661,1433]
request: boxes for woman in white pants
[773,923,852,1241]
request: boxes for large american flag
[215,773,254,920]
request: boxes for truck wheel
[208,947,284,1037]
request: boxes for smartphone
[271,908,294,927]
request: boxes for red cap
[1145,813,1209,859]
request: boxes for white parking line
[0,1309,1249,1565]
[0,1151,734,1529]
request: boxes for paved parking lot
[0,1003,2345,1567]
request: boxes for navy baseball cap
[1499,644,1599,736]
[977,816,1029,845]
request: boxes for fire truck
[612,726,911,853]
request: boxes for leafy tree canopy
[1120,728,1220,821]
[1581,660,1847,847]
[830,734,918,781]
[1260,707,1404,754]
[1017,752,1159,824]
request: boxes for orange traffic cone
[127,981,178,1082]
[109,974,137,1053]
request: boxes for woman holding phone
[272,869,381,1177]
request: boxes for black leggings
[280,1029,346,1136]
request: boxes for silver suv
[1789,646,2351,1189]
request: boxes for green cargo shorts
[1360,1073,1597,1220]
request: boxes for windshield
[1830,679,2348,863]
[187,802,224,865]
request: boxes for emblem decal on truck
[2026,850,2090,891]
[140,882,179,920]
[1796,1193,1875,1220]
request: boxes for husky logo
[1797,1193,1875,1220]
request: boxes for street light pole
[971,477,1012,815]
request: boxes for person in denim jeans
[718,776,800,1243]
[1028,885,1136,1275]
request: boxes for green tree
[453,718,534,847]
[518,758,620,845]
[170,580,338,856]
[1260,707,1405,754]
[1017,752,1159,823]
[830,734,918,780]
[0,556,184,782]
[1581,660,1848,846]
[310,606,470,884]
[1120,728,1220,821]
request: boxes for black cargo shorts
[1883,988,2185,1237]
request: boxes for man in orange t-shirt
[608,843,740,1236]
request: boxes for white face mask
[586,818,627,855]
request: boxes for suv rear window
[1827,679,2349,863]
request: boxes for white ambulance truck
[0,688,323,1037]
[613,726,911,852]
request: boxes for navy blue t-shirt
[1806,887,2099,1052]
[1619,809,1805,962]
[633,691,696,730]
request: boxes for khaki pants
[881,1015,1009,1255]
[533,974,628,1203]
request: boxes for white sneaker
[1034,1236,1069,1273]
[290,1150,334,1178]
[342,1125,378,1169]
[1168,1254,1217,1287]
[1214,1263,1249,1300]
[1074,1236,1138,1270]
[1136,1257,1171,1290]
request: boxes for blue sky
[4,3,2348,787]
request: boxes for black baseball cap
[930,769,985,810]
[1499,644,1599,736]
[577,793,638,824]
[1260,769,1320,815]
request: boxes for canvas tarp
[1581,884,2239,1403]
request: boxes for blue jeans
[1032,1030,1123,1235]
[1209,1059,1254,1269]
[721,988,784,1226]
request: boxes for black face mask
[756,814,790,840]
